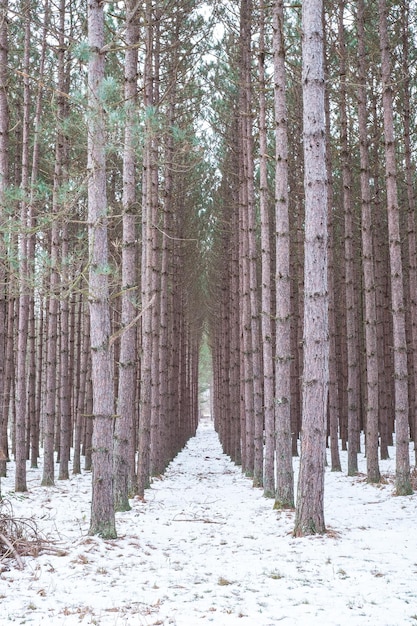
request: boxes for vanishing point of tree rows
[0,0,416,538]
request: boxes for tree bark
[258,0,275,498]
[294,0,328,536]
[357,0,380,484]
[0,0,8,476]
[378,0,412,496]
[273,0,294,508]
[87,0,116,538]
[114,0,140,511]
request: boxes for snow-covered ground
[1,418,417,625]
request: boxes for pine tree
[294,0,328,536]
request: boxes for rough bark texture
[15,10,31,493]
[323,18,341,473]
[0,0,8,476]
[339,1,359,477]
[113,0,139,511]
[357,0,380,484]
[294,0,328,536]
[87,0,116,538]
[273,0,294,508]
[378,0,411,496]
[258,0,275,498]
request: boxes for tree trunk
[87,0,116,538]
[113,0,139,511]
[338,1,359,477]
[15,8,32,493]
[400,1,417,465]
[0,0,8,475]
[294,0,328,536]
[324,15,341,473]
[273,0,294,508]
[378,0,411,496]
[258,0,274,497]
[357,0,380,483]
[137,0,154,498]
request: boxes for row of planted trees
[0,0,214,536]
[1,0,417,538]
[208,0,417,533]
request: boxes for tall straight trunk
[137,0,154,497]
[370,93,390,459]
[0,0,8,474]
[15,8,32,493]
[400,1,417,464]
[2,295,14,474]
[273,0,294,508]
[230,201,241,464]
[324,16,341,473]
[73,300,89,475]
[294,0,328,536]
[239,0,263,485]
[58,224,71,480]
[114,0,139,511]
[258,0,274,497]
[42,87,63,486]
[57,0,70,481]
[159,92,176,470]
[87,0,116,537]
[357,0,380,483]
[149,6,161,478]
[378,0,411,495]
[338,0,359,476]
[27,301,37,466]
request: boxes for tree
[294,0,328,536]
[378,0,412,496]
[113,0,140,512]
[87,0,116,538]
[15,5,32,493]
[357,0,380,484]
[0,0,8,476]
[273,0,294,509]
[258,0,275,498]
[338,0,359,478]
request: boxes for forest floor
[1,419,417,626]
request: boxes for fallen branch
[172,515,225,525]
[0,497,60,569]
[0,532,24,570]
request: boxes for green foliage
[73,40,91,64]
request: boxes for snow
[1,418,417,625]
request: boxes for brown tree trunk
[294,0,328,536]
[400,1,417,465]
[113,0,139,511]
[324,15,341,473]
[73,300,89,475]
[378,0,412,496]
[258,0,274,497]
[15,7,32,493]
[273,0,294,508]
[338,1,359,477]
[0,0,8,476]
[137,0,154,498]
[87,0,116,537]
[357,0,380,483]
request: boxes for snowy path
[1,418,417,625]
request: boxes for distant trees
[1,0,417,538]
[208,0,417,535]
